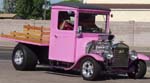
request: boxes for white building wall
[84,0,150,4]
[84,0,150,22]
[109,9,150,22]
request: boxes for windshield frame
[78,9,110,34]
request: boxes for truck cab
[49,2,110,63]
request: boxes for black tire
[128,60,147,79]
[80,57,102,81]
[12,43,38,71]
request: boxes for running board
[49,63,77,71]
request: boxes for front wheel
[128,60,147,79]
[80,57,102,81]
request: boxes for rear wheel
[80,57,102,81]
[128,60,147,79]
[12,43,37,71]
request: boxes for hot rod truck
[0,2,150,81]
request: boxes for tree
[31,0,44,19]
[16,0,34,19]
[4,0,16,13]
[16,0,50,19]
[16,0,80,19]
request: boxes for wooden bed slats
[0,24,50,45]
[24,25,50,31]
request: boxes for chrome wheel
[82,61,94,78]
[14,50,24,65]
[81,57,102,80]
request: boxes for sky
[0,0,3,11]
[51,0,63,4]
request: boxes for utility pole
[43,0,47,20]
[43,0,51,20]
[81,0,84,3]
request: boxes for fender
[137,53,150,61]
[84,53,104,61]
[64,53,104,70]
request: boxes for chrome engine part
[94,40,113,60]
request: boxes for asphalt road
[0,47,150,83]
[0,48,12,60]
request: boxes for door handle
[54,35,58,38]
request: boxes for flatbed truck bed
[0,25,50,46]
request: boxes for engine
[94,40,113,59]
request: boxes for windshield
[79,13,106,33]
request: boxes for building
[84,0,150,22]
[0,13,16,19]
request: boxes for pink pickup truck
[1,2,150,81]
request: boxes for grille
[112,43,129,67]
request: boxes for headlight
[104,52,113,59]
[129,50,137,60]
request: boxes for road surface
[0,47,150,83]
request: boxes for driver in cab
[79,13,103,33]
[58,12,74,30]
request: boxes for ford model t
[0,2,149,81]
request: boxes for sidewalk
[0,46,14,51]
[146,67,150,77]
[0,40,16,48]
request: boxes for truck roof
[53,2,111,11]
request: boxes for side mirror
[77,26,83,38]
[111,14,113,18]
[77,26,82,33]
[108,35,115,40]
[109,30,112,34]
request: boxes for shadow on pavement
[35,66,80,77]
[35,66,150,81]
[95,75,150,81]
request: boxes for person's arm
[60,20,73,30]
[60,20,66,30]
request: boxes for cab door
[49,11,76,62]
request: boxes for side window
[58,11,75,30]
